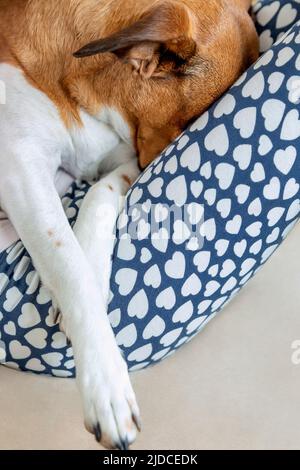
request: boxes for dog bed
[0,0,299,377]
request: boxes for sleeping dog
[0,0,258,450]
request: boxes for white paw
[78,341,141,450]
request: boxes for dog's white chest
[0,63,130,181]
[64,110,121,179]
[65,107,134,179]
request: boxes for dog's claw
[53,309,61,325]
[120,438,129,451]
[132,413,142,433]
[93,423,102,443]
[51,299,61,325]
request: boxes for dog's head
[74,0,258,168]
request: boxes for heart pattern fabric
[255,0,300,52]
[0,0,299,376]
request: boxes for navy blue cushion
[0,0,299,376]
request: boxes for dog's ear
[73,1,197,78]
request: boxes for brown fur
[0,0,259,167]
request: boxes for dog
[0,0,258,450]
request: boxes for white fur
[0,63,141,449]
[98,106,133,146]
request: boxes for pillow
[0,0,299,376]
[254,0,300,52]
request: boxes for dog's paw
[78,343,141,450]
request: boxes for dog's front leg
[0,158,140,450]
[73,144,141,304]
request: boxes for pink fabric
[0,170,74,253]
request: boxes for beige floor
[0,223,300,450]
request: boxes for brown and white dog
[0,0,258,450]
